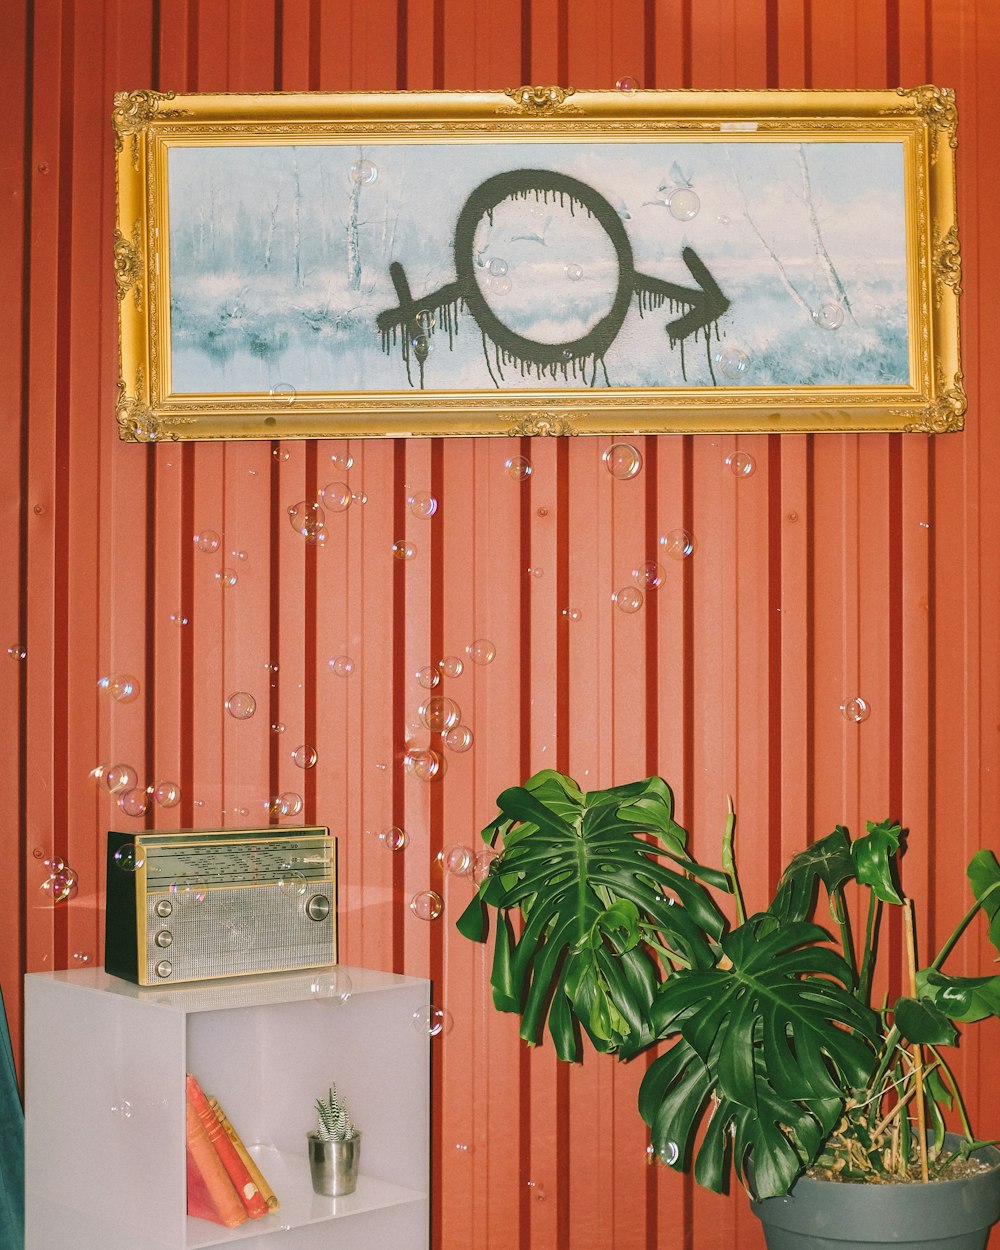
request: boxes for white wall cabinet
[25,966,430,1249]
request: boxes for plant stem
[929,878,1000,972]
[857,891,880,1006]
[721,796,747,927]
[904,900,930,1184]
[926,1044,975,1140]
[830,887,857,984]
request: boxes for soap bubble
[466,639,496,665]
[660,529,697,560]
[168,611,189,628]
[105,674,140,703]
[616,75,639,91]
[152,781,181,807]
[105,764,138,794]
[392,540,417,560]
[455,1142,474,1154]
[118,788,149,817]
[404,747,446,781]
[214,569,238,587]
[114,845,144,872]
[194,530,221,553]
[725,451,756,477]
[350,158,378,186]
[487,258,509,277]
[632,561,665,589]
[408,490,438,519]
[814,302,845,330]
[288,501,326,541]
[415,309,435,332]
[668,188,700,220]
[271,722,286,734]
[438,655,463,678]
[311,969,353,1002]
[612,586,644,614]
[487,275,512,296]
[380,826,409,851]
[273,448,290,461]
[278,871,307,897]
[416,665,441,690]
[412,1004,451,1036]
[410,333,433,355]
[225,691,257,720]
[410,890,444,920]
[528,566,544,578]
[504,455,532,481]
[841,696,871,723]
[320,481,352,513]
[527,1180,546,1202]
[280,792,303,817]
[473,848,499,882]
[444,724,474,753]
[6,645,26,660]
[714,347,750,380]
[602,443,642,479]
[565,263,583,281]
[40,868,78,903]
[43,855,65,873]
[72,951,92,965]
[268,382,296,404]
[418,696,461,733]
[330,451,354,472]
[352,489,368,507]
[265,795,288,817]
[437,845,473,876]
[292,744,318,769]
[329,655,354,677]
[561,608,582,622]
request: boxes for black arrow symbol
[633,246,731,345]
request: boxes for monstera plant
[457,769,1000,1221]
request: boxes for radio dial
[305,894,331,922]
[154,960,172,978]
[155,899,173,917]
[155,930,173,948]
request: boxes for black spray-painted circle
[453,169,636,368]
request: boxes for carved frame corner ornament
[897,84,959,148]
[506,410,581,436]
[116,378,172,443]
[113,223,143,307]
[501,85,577,116]
[899,375,967,434]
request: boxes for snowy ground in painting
[167,140,909,393]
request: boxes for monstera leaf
[851,818,905,905]
[456,771,729,1061]
[638,914,880,1195]
[768,827,855,922]
[968,849,1000,952]
[639,1036,843,1197]
[915,968,1000,1023]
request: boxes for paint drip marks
[634,288,724,382]
[485,187,595,230]
[481,331,609,389]
[380,299,466,388]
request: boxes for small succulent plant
[314,1084,357,1142]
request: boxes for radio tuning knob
[155,930,173,948]
[305,894,331,922]
[154,960,172,978]
[155,899,173,918]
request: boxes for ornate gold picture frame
[114,86,962,441]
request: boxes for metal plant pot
[751,1136,1000,1250]
[307,1130,362,1197]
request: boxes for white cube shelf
[25,966,430,1249]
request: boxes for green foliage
[314,1084,357,1142]
[457,770,1000,1198]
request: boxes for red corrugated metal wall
[1,1,998,1247]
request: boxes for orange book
[185,1091,247,1228]
[187,1074,269,1220]
[210,1095,280,1212]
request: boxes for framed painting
[113,85,962,441]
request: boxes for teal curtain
[0,985,23,1250]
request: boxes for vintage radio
[105,826,337,986]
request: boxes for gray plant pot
[751,1136,1000,1250]
[307,1130,362,1197]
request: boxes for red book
[187,1074,270,1220]
[185,1091,247,1228]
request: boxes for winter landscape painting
[165,138,910,396]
